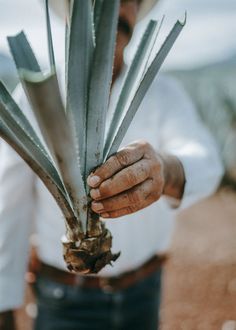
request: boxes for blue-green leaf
[7,31,41,72]
[107,18,186,158]
[104,19,159,157]
[86,0,120,176]
[0,118,80,238]
[45,0,55,68]
[0,82,47,155]
[93,0,104,37]
[66,0,94,177]
[0,82,64,193]
[21,72,87,233]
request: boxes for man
[0,1,223,329]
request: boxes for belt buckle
[99,277,116,293]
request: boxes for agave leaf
[0,82,65,192]
[93,0,104,37]
[21,71,87,233]
[141,15,165,80]
[0,82,47,155]
[0,96,66,198]
[45,0,55,67]
[104,19,159,157]
[65,22,69,90]
[85,0,120,177]
[0,118,80,240]
[106,18,186,158]
[7,31,41,72]
[66,0,94,177]
[0,99,77,224]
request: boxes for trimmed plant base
[62,224,120,274]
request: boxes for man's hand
[87,140,185,218]
[0,311,16,330]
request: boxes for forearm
[0,310,16,330]
[160,153,186,201]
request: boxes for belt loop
[74,275,85,286]
[99,277,115,293]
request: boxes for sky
[0,0,236,69]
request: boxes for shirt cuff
[169,148,223,211]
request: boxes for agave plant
[0,0,185,274]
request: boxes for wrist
[159,153,186,201]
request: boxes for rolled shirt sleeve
[0,86,36,311]
[158,76,224,209]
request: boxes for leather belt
[37,254,167,292]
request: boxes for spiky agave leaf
[61,0,121,273]
[93,0,104,36]
[0,81,46,155]
[0,88,80,240]
[7,31,41,72]
[106,18,186,158]
[0,122,79,241]
[7,32,82,236]
[66,0,94,177]
[20,71,87,234]
[141,15,165,80]
[0,83,66,197]
[85,0,120,177]
[81,0,120,257]
[45,0,56,68]
[104,19,159,157]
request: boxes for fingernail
[92,202,104,212]
[87,175,101,187]
[101,213,109,218]
[90,189,101,199]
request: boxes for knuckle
[129,190,141,204]
[108,155,121,168]
[99,156,119,177]
[150,178,163,199]
[140,160,150,178]
[127,205,139,213]
[152,158,162,173]
[149,190,161,202]
[138,139,151,150]
[125,168,137,185]
[116,149,131,166]
[104,158,116,174]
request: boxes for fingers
[101,196,158,219]
[100,205,146,218]
[92,179,154,213]
[87,141,146,188]
[87,140,165,218]
[90,159,151,200]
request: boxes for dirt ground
[160,188,236,330]
[16,188,236,330]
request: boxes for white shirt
[0,70,223,311]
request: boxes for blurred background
[0,0,236,329]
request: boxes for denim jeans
[34,269,162,330]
